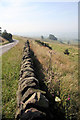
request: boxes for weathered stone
[21,58,32,66]
[20,67,34,77]
[22,58,31,64]
[23,52,28,56]
[20,80,38,89]
[17,88,22,107]
[25,65,33,69]
[20,108,46,120]
[20,67,34,73]
[21,82,38,95]
[21,64,33,69]
[23,92,49,110]
[22,71,35,79]
[24,47,30,52]
[15,108,21,119]
[21,88,46,102]
[20,82,36,90]
[22,55,30,60]
[24,47,28,50]
[26,58,32,62]
[22,54,31,60]
[21,62,32,70]
[24,46,28,49]
[23,61,32,66]
[21,88,36,102]
[19,77,39,86]
[17,90,21,107]
[20,78,39,87]
[22,54,31,59]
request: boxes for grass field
[2,36,27,118]
[30,40,78,120]
[2,36,79,119]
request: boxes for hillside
[2,36,79,120]
[30,39,78,120]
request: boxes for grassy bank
[30,40,78,120]
[2,36,27,118]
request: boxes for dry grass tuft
[30,40,78,120]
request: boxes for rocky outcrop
[15,40,49,120]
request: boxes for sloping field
[30,40,79,120]
[2,36,79,119]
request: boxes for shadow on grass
[30,49,65,120]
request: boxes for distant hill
[49,34,57,40]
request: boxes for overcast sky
[0,0,78,39]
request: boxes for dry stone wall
[15,40,49,120]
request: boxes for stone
[22,71,35,79]
[20,108,46,120]
[23,61,32,66]
[21,88,46,103]
[17,87,22,107]
[23,52,28,56]
[22,58,31,64]
[20,67,34,73]
[24,47,28,51]
[22,54,31,60]
[24,48,30,52]
[21,64,33,69]
[22,58,32,65]
[22,55,30,60]
[20,80,39,89]
[21,88,36,102]
[26,58,32,62]
[21,82,38,96]
[20,67,34,78]
[15,108,21,119]
[21,62,32,70]
[19,77,39,86]
[23,92,49,110]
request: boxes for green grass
[30,40,78,120]
[2,36,26,118]
[49,42,78,62]
[2,36,78,119]
[49,42,78,119]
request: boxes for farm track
[0,39,19,56]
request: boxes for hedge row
[35,40,52,50]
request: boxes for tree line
[41,34,57,40]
